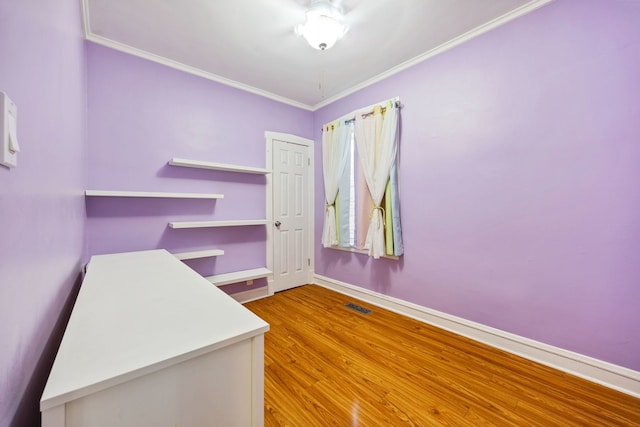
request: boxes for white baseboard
[314,274,640,398]
[229,286,271,304]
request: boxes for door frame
[265,131,315,295]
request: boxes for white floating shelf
[172,249,225,260]
[168,219,270,229]
[85,190,224,199]
[169,158,271,175]
[206,268,272,287]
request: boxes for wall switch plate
[1,92,19,168]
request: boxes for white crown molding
[84,0,551,113]
[84,33,315,112]
[314,274,640,398]
[311,0,554,110]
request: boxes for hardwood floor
[244,285,640,426]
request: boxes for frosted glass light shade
[296,14,346,50]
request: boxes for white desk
[40,250,269,427]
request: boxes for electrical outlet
[246,279,254,286]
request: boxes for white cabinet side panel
[66,340,254,427]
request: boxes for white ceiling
[83,0,551,110]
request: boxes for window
[321,98,403,259]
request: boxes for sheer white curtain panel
[354,102,399,258]
[321,122,352,247]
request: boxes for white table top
[40,249,269,411]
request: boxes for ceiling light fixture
[295,1,347,51]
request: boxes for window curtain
[354,101,399,258]
[389,160,404,256]
[321,121,352,247]
[337,122,354,247]
[355,145,374,250]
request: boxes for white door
[270,135,312,293]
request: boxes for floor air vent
[344,302,372,315]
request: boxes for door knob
[275,221,281,228]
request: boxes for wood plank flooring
[244,285,640,426]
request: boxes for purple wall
[0,0,87,425]
[85,44,313,293]
[314,0,640,371]
[2,1,638,423]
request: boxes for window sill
[327,245,400,260]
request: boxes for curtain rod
[342,100,401,126]
[322,99,402,131]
